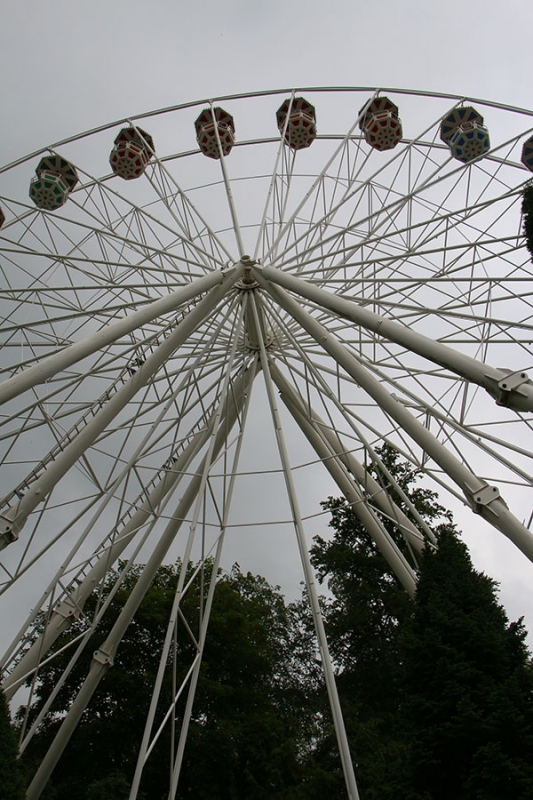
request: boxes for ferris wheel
[1,87,533,799]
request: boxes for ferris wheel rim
[2,85,533,800]
[2,85,533,178]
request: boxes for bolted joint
[93,648,114,668]
[54,599,80,621]
[490,369,531,408]
[467,482,502,514]
[0,510,23,548]
[237,255,259,288]
[0,527,18,546]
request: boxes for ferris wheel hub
[236,255,260,289]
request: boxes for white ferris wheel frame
[0,86,533,799]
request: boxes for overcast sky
[1,0,531,157]
[1,0,533,650]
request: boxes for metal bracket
[93,648,114,667]
[495,370,530,406]
[0,527,18,545]
[0,509,20,547]
[54,600,79,621]
[470,483,500,513]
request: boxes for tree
[19,447,533,799]
[398,529,533,800]
[522,182,533,263]
[0,688,26,800]
[18,562,317,800]
[306,446,446,798]
[310,445,533,799]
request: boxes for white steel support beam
[262,310,437,547]
[151,367,253,800]
[250,294,360,800]
[261,93,380,266]
[166,537,225,799]
[270,360,427,553]
[269,362,417,596]
[257,265,533,413]
[0,268,235,407]
[2,363,257,700]
[257,278,533,566]
[2,427,206,698]
[0,270,242,549]
[127,295,248,799]
[24,362,258,800]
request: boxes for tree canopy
[0,687,26,800]
[399,529,533,800]
[523,182,533,262]
[17,562,317,800]
[308,446,533,799]
[11,446,533,799]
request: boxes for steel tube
[257,277,533,565]
[258,265,533,413]
[0,269,232,407]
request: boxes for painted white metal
[270,361,418,593]
[2,426,207,698]
[2,88,533,800]
[258,265,533,412]
[126,294,247,799]
[24,362,257,800]
[259,279,533,565]
[211,104,245,259]
[0,268,233,407]
[260,298,438,546]
[250,294,360,800]
[163,365,255,800]
[2,361,257,700]
[0,271,242,548]
[270,361,426,552]
[260,92,380,264]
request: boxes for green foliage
[310,446,448,715]
[17,445,533,799]
[307,445,433,797]
[523,183,533,262]
[18,562,316,800]
[399,529,533,800]
[311,446,533,799]
[0,689,26,800]
[85,773,132,800]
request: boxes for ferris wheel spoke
[269,361,425,556]
[262,298,437,545]
[263,276,533,563]
[250,297,360,800]
[269,111,457,273]
[280,144,523,303]
[298,138,378,264]
[196,105,247,259]
[0,230,210,353]
[256,265,533,412]
[2,358,258,703]
[253,90,298,261]
[367,196,525,314]
[401,395,533,486]
[144,148,234,266]
[262,92,383,266]
[0,267,236,406]
[64,159,227,275]
[0,278,241,549]
[23,327,255,800]
[327,322,533,482]
[131,357,255,799]
[304,344,533,480]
